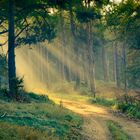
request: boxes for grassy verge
[90,97,116,107]
[107,120,131,140]
[90,96,140,119]
[0,92,82,140]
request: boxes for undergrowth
[117,100,140,119]
[91,95,140,119]
[90,97,116,107]
[0,88,51,103]
[0,91,82,140]
[107,120,131,140]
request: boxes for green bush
[117,101,140,119]
[0,88,10,102]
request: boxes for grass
[0,92,82,140]
[107,120,131,140]
[90,97,116,107]
[0,122,57,140]
[91,96,140,119]
[28,81,92,103]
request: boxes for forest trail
[58,99,140,140]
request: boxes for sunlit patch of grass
[45,81,92,104]
[48,91,92,104]
[107,120,131,140]
[0,93,82,140]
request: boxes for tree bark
[114,42,120,88]
[122,44,128,94]
[8,0,16,98]
[69,5,80,88]
[59,11,66,81]
[102,46,109,81]
[74,46,80,89]
[87,22,96,97]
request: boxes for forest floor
[49,95,140,140]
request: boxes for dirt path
[61,99,140,140]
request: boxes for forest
[0,0,140,140]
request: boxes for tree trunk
[102,46,109,81]
[59,11,66,81]
[122,44,128,94]
[8,0,16,98]
[114,42,120,88]
[44,46,50,86]
[0,76,1,89]
[69,4,75,39]
[75,47,80,89]
[112,43,116,82]
[69,5,80,88]
[87,22,96,97]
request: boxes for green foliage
[0,54,8,88]
[104,0,140,90]
[0,55,8,90]
[76,7,101,23]
[117,98,140,119]
[91,97,116,107]
[25,92,51,103]
[107,120,131,140]
[0,0,57,46]
[0,54,7,74]
[16,12,56,46]
[0,86,51,103]
[127,51,140,88]
[14,77,24,92]
[0,88,9,101]
[8,77,25,100]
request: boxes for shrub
[26,92,51,103]
[117,101,140,119]
[117,95,140,119]
[0,88,10,101]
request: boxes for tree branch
[0,40,8,47]
[15,23,30,40]
[0,30,8,35]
